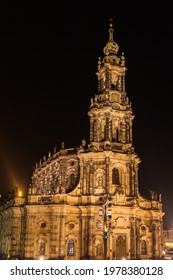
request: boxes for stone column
[81,216,88,259]
[131,162,135,196]
[129,119,133,144]
[134,163,139,197]
[10,206,26,260]
[90,117,94,142]
[25,213,35,259]
[122,74,125,92]
[152,220,159,259]
[88,216,94,259]
[86,161,90,194]
[130,218,137,259]
[159,220,164,259]
[109,117,112,141]
[89,159,94,194]
[106,157,110,194]
[58,215,66,259]
[136,218,141,259]
[79,158,84,195]
[83,162,87,195]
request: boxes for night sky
[0,2,173,229]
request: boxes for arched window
[112,168,120,185]
[141,240,147,255]
[67,239,74,256]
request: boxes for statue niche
[94,238,104,260]
[37,236,47,257]
[94,169,105,195]
[115,235,126,260]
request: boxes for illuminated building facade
[163,229,173,259]
[0,21,164,260]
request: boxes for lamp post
[99,196,112,260]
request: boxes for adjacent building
[163,228,173,259]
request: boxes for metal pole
[104,204,107,260]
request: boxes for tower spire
[103,19,119,55]
[108,18,114,41]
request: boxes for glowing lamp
[99,209,103,216]
[18,191,22,197]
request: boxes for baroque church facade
[0,21,164,260]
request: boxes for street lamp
[99,196,112,260]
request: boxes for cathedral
[0,20,164,260]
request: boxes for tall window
[112,168,120,185]
[67,239,74,256]
[141,240,147,255]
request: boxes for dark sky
[0,2,173,229]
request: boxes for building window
[40,222,46,228]
[112,168,120,184]
[67,239,74,256]
[141,240,147,255]
[141,225,146,231]
[68,223,75,230]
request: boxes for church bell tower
[88,19,133,153]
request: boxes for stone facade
[0,20,164,260]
